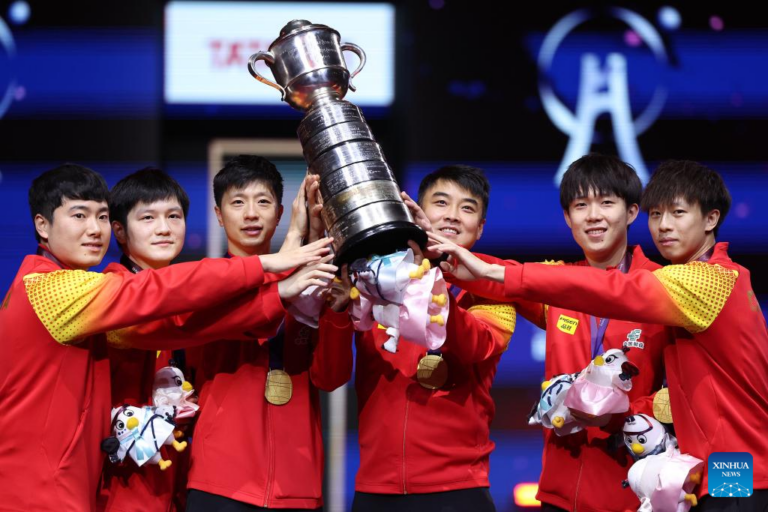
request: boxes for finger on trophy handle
[248,51,286,100]
[340,43,367,92]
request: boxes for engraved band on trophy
[247,19,426,263]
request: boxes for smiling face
[113,198,186,270]
[647,198,719,264]
[564,190,638,269]
[420,179,485,250]
[35,198,111,270]
[215,181,283,257]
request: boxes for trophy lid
[271,19,340,49]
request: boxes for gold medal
[417,354,448,390]
[265,369,292,405]
[652,387,673,424]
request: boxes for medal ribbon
[589,250,632,359]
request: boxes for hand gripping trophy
[248,20,426,263]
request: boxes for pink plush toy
[564,348,639,417]
[623,414,703,512]
[349,249,449,353]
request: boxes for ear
[34,214,51,242]
[476,218,485,241]
[277,204,284,223]
[626,203,639,226]
[563,210,573,229]
[704,209,720,234]
[214,205,224,228]
[112,221,128,245]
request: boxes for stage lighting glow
[514,483,541,507]
[710,15,724,31]
[658,6,681,30]
[8,1,30,25]
[429,0,445,10]
[624,29,642,47]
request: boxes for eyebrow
[136,205,183,214]
[68,204,109,214]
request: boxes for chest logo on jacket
[622,329,644,350]
[557,314,579,334]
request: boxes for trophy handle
[340,43,366,92]
[248,51,286,100]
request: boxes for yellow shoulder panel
[467,299,517,351]
[23,270,108,343]
[652,262,738,333]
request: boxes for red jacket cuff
[244,255,266,288]
[258,282,286,328]
[504,263,524,298]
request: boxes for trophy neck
[307,89,343,109]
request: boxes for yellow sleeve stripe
[652,262,738,333]
[23,270,108,344]
[467,302,517,351]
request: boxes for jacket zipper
[264,402,274,507]
[573,458,584,512]
[402,387,410,495]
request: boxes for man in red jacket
[183,155,353,511]
[0,164,332,511]
[100,168,333,511]
[328,165,516,512]
[418,155,669,511]
[430,160,768,511]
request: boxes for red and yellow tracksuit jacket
[99,261,285,512]
[453,246,670,511]
[326,288,515,495]
[182,307,353,510]
[494,242,768,498]
[0,252,266,511]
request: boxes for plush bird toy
[622,414,703,512]
[349,249,449,353]
[529,373,584,436]
[102,405,188,470]
[152,365,199,441]
[564,347,639,417]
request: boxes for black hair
[28,163,109,242]
[559,153,642,211]
[641,160,731,236]
[417,164,490,219]
[213,155,283,208]
[109,167,190,230]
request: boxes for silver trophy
[248,19,426,263]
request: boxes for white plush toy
[564,348,639,417]
[622,414,703,512]
[349,249,449,353]
[152,365,199,442]
[107,405,188,470]
[529,373,583,436]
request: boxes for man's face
[648,198,719,264]
[36,198,111,270]
[420,179,485,249]
[564,190,637,264]
[114,198,186,269]
[215,181,283,256]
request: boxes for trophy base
[334,221,428,265]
